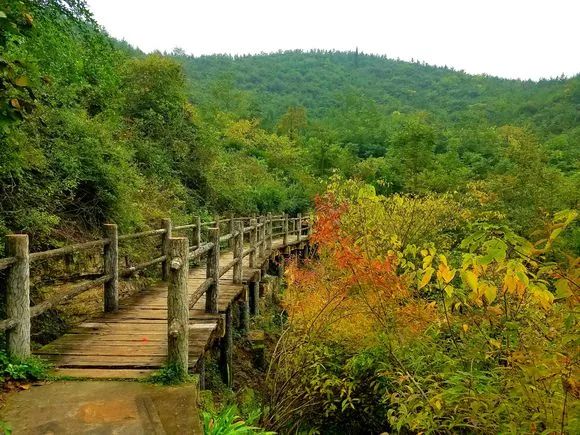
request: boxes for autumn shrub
[266,179,579,434]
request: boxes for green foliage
[147,363,195,385]
[203,405,275,435]
[0,421,11,435]
[0,351,49,383]
[0,0,35,126]
[1,2,577,254]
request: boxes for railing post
[237,288,249,335]
[283,214,289,246]
[229,214,235,250]
[194,215,201,249]
[103,224,119,313]
[249,218,257,269]
[206,227,220,314]
[297,213,302,242]
[220,305,233,387]
[6,235,31,358]
[267,212,273,251]
[161,218,172,281]
[233,221,243,284]
[258,216,265,258]
[167,237,189,376]
[249,281,259,316]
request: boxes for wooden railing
[0,213,312,365]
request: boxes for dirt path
[0,381,202,434]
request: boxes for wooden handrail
[29,239,109,262]
[0,212,312,358]
[120,256,166,278]
[118,228,166,241]
[173,223,196,230]
[31,274,112,318]
[189,242,214,259]
[0,256,17,271]
[219,258,239,278]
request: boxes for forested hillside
[1,1,578,254]
[1,1,579,433]
[178,50,579,136]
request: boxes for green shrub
[203,405,274,435]
[0,351,49,383]
[147,363,195,385]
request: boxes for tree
[276,106,307,140]
[389,114,437,192]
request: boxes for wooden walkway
[34,238,292,379]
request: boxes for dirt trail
[0,381,202,434]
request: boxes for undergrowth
[0,351,49,384]
[147,363,196,385]
[203,405,275,435]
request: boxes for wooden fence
[0,213,311,371]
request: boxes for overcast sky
[85,0,579,80]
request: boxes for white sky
[86,0,580,80]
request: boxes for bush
[0,351,49,383]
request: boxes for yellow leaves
[481,282,497,304]
[443,285,454,298]
[14,76,30,87]
[419,267,434,289]
[554,278,572,300]
[487,305,503,316]
[502,264,529,296]
[489,338,501,349]
[465,275,496,306]
[461,270,478,291]
[422,255,433,269]
[462,324,469,332]
[437,261,456,284]
[431,398,442,411]
[530,283,554,310]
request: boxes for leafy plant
[0,421,12,435]
[274,180,579,433]
[147,363,195,385]
[203,406,275,435]
[0,351,49,383]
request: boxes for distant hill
[174,50,579,137]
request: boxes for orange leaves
[284,192,431,344]
[310,192,348,248]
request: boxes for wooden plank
[37,344,205,357]
[40,354,167,366]
[52,368,156,379]
[37,334,213,345]
[39,354,203,368]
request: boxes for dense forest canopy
[1,0,578,253]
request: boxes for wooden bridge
[0,214,311,383]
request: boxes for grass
[146,363,197,385]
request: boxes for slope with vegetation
[0,0,578,433]
[1,1,578,251]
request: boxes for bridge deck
[35,238,293,379]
